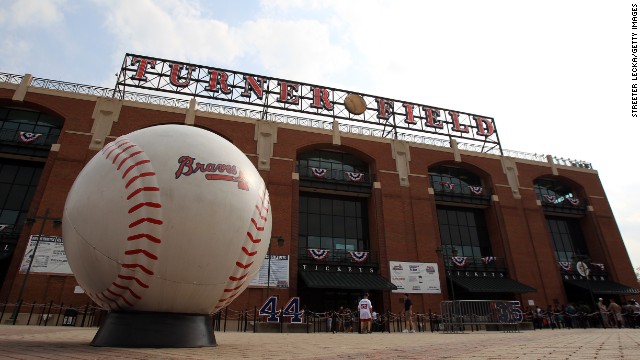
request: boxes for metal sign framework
[115,53,502,154]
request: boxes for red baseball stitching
[89,136,162,310]
[215,186,270,310]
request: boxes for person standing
[597,298,609,328]
[403,293,415,333]
[607,299,623,328]
[358,293,373,334]
[371,310,379,332]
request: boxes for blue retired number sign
[258,296,303,324]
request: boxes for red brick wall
[0,88,636,318]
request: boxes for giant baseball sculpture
[62,124,272,347]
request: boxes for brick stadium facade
[0,65,638,318]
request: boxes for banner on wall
[19,235,72,275]
[249,255,290,288]
[390,261,441,294]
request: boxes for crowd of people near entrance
[525,298,640,329]
[324,306,381,333]
[320,293,420,333]
[302,295,640,333]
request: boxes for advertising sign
[390,261,441,294]
[249,255,290,288]
[19,235,72,275]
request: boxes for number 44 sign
[258,296,303,323]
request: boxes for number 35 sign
[258,296,303,323]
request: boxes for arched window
[428,164,493,259]
[296,149,371,254]
[296,149,371,189]
[534,178,586,215]
[1,106,62,288]
[0,106,63,157]
[534,178,588,262]
[428,164,490,205]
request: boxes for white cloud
[94,0,351,82]
[0,0,65,28]
[95,0,241,65]
[239,19,351,82]
[0,37,30,72]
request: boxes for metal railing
[298,247,378,267]
[442,256,507,272]
[439,300,524,333]
[297,165,373,185]
[0,71,594,169]
[539,197,587,215]
[0,300,104,327]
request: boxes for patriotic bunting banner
[439,181,455,190]
[481,256,496,265]
[590,263,605,271]
[566,197,580,206]
[543,194,557,203]
[307,249,330,261]
[468,186,484,195]
[348,251,369,263]
[451,256,467,267]
[345,171,365,182]
[558,261,573,271]
[18,131,43,144]
[311,167,328,178]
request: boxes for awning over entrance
[299,271,398,290]
[564,279,640,295]
[451,277,537,293]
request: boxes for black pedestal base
[91,312,216,348]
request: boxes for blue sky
[1,0,638,272]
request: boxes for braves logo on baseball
[175,155,249,190]
[175,155,238,178]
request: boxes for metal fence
[0,71,594,170]
[0,300,104,327]
[6,299,633,332]
[439,300,525,333]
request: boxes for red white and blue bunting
[451,256,467,267]
[439,181,455,190]
[311,167,328,178]
[468,186,484,195]
[566,197,580,206]
[18,131,43,144]
[345,171,365,182]
[542,194,582,206]
[348,251,369,263]
[481,256,496,265]
[558,261,573,271]
[307,249,330,261]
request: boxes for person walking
[358,293,373,334]
[403,293,415,333]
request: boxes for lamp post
[266,236,285,296]
[11,208,61,323]
[436,244,459,332]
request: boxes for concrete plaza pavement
[0,325,639,359]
